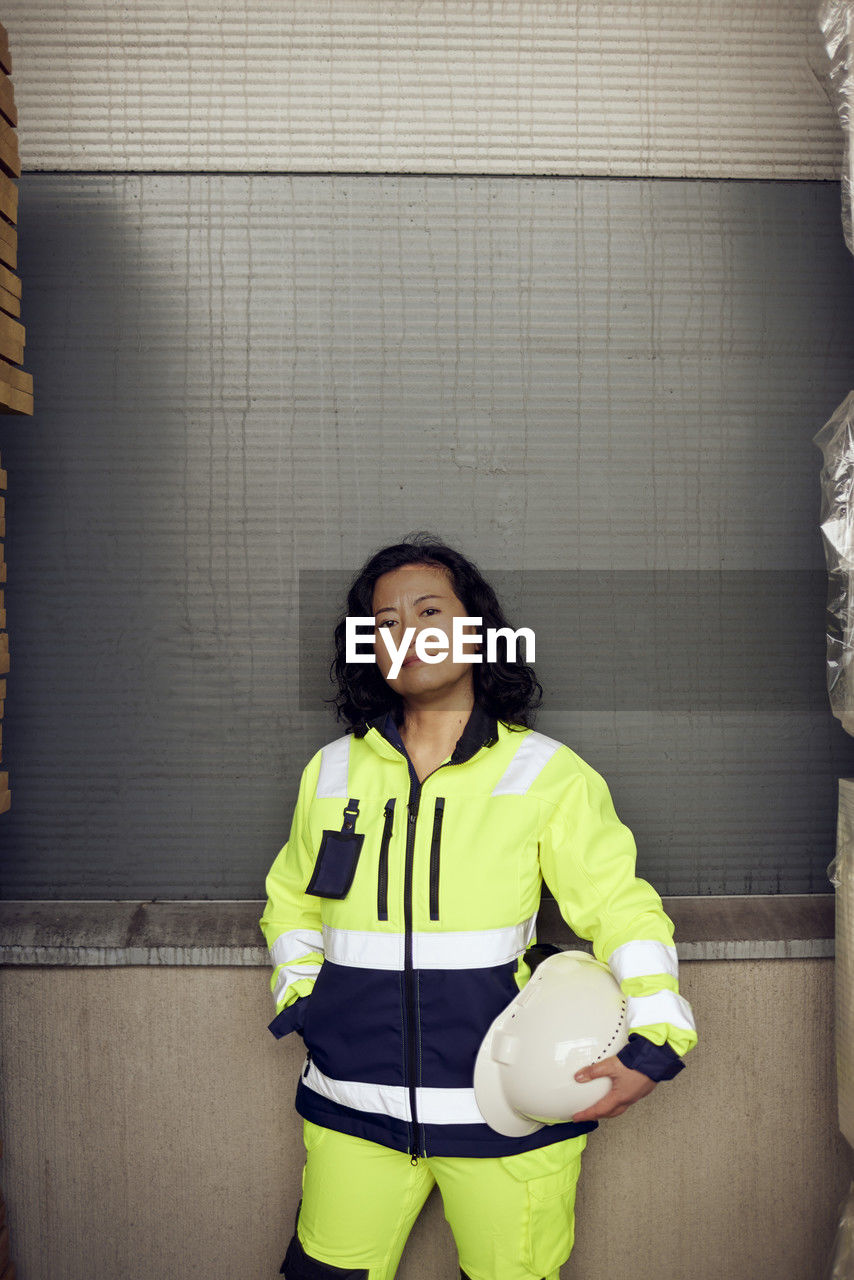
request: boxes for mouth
[401,655,422,668]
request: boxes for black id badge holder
[305,799,365,899]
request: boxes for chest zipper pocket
[377,798,395,921]
[305,799,365,899]
[429,797,445,921]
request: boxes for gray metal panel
[1,174,853,897]
[3,0,842,178]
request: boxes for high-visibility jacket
[260,703,697,1159]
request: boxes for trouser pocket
[497,1139,585,1277]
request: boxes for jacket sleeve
[259,751,324,1039]
[537,748,697,1074]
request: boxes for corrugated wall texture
[1,0,842,177]
[1,174,853,897]
[0,5,852,899]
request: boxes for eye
[377,618,396,629]
[421,607,439,617]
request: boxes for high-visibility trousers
[288,1120,587,1280]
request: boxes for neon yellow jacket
[260,704,697,1158]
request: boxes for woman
[260,534,696,1280]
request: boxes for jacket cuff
[616,1032,685,1081]
[268,996,308,1040]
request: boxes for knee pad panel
[280,1233,368,1280]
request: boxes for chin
[394,666,473,704]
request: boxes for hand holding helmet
[570,1054,658,1122]
[474,949,656,1135]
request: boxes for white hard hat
[473,949,628,1136]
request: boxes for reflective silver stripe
[322,916,537,971]
[626,991,696,1034]
[302,1061,486,1126]
[272,961,322,1006]
[491,731,562,796]
[303,1061,411,1120]
[323,927,404,971]
[414,918,537,970]
[607,940,679,986]
[269,928,324,970]
[419,1085,486,1126]
[316,735,351,798]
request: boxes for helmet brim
[473,1016,544,1137]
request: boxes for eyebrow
[374,593,445,617]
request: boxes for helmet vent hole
[593,1010,628,1062]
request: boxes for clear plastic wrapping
[826,1179,854,1279]
[820,0,854,254]
[833,781,854,1146]
[815,393,854,735]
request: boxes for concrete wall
[0,957,850,1280]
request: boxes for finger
[574,1059,618,1083]
[571,1100,612,1122]
[571,1105,600,1123]
[572,1095,628,1123]
[571,1086,622,1122]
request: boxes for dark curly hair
[330,532,542,730]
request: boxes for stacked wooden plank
[0,17,25,825]
[0,32,16,1269]
[0,20,30,417]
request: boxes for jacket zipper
[429,797,445,922]
[377,798,395,921]
[387,739,480,1163]
[403,783,421,1161]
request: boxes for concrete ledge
[0,895,836,965]
[537,894,836,960]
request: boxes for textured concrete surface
[0,895,836,964]
[0,959,849,1280]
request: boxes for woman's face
[370,563,477,708]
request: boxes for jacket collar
[355,702,499,765]
[447,701,500,763]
